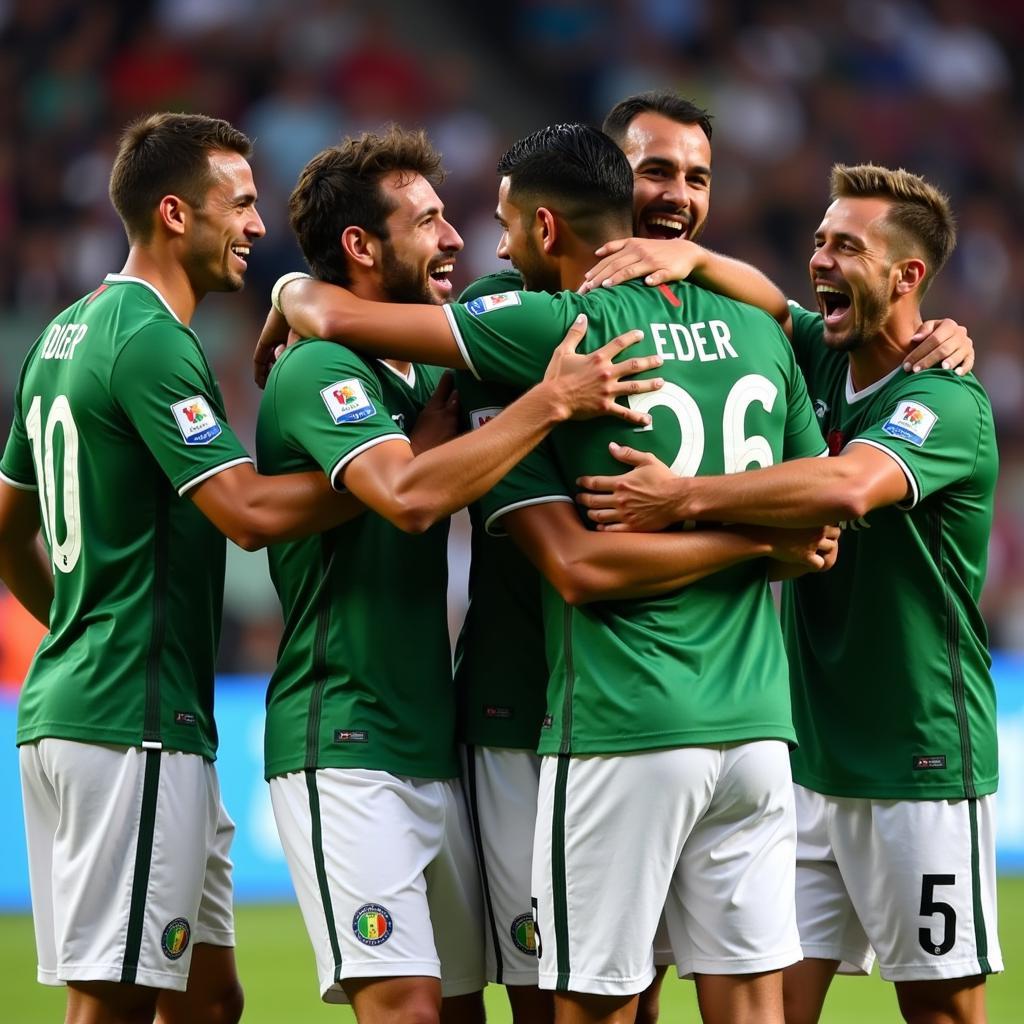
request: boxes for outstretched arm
[0,482,52,625]
[577,441,909,530]
[503,500,834,605]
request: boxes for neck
[848,304,923,391]
[119,246,200,324]
[348,272,411,376]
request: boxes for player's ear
[157,194,188,237]
[341,226,379,270]
[893,257,926,297]
[536,207,558,253]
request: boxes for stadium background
[0,0,1022,1020]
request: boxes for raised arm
[503,499,834,605]
[577,441,908,530]
[0,481,53,626]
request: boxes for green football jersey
[452,271,549,750]
[256,340,456,780]
[0,275,253,758]
[783,303,999,799]
[445,281,827,756]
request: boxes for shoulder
[458,270,524,303]
[272,338,374,383]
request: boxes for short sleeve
[109,322,252,496]
[0,379,37,490]
[480,438,572,536]
[847,374,990,507]
[787,301,823,371]
[270,341,408,489]
[443,288,577,388]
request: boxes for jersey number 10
[26,394,82,573]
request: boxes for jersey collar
[845,362,902,405]
[103,274,182,323]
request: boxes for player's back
[1,275,242,758]
[445,279,826,755]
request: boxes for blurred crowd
[1,0,1022,681]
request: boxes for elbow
[385,495,440,535]
[230,529,268,553]
[546,559,605,607]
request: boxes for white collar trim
[377,359,416,387]
[103,274,181,323]
[845,362,903,404]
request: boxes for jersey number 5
[919,873,957,956]
[628,374,779,475]
[26,394,82,573]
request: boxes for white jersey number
[629,374,779,475]
[26,394,82,573]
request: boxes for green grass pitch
[3,877,1020,1022]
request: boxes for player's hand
[763,524,840,571]
[541,315,663,426]
[410,372,460,455]
[254,307,290,389]
[576,442,680,532]
[904,319,974,376]
[579,238,701,294]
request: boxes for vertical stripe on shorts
[968,798,991,974]
[305,769,343,984]
[464,746,506,983]
[120,749,162,984]
[552,754,571,991]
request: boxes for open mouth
[230,244,250,268]
[817,284,851,327]
[429,261,455,295]
[642,212,690,241]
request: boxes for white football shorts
[20,739,235,991]
[794,784,1003,981]
[269,768,485,1003]
[532,741,801,995]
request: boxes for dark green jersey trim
[931,509,975,797]
[304,538,336,770]
[120,749,161,984]
[559,606,575,755]
[464,745,505,983]
[306,769,343,983]
[143,479,171,745]
[969,799,992,974]
[552,754,571,990]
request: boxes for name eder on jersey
[39,322,88,361]
[648,319,737,363]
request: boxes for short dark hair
[109,112,252,243]
[289,125,444,286]
[831,163,957,291]
[496,124,633,244]
[602,91,713,146]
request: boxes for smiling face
[185,149,265,293]
[621,112,712,242]
[494,176,560,293]
[810,196,903,352]
[376,170,462,305]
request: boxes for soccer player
[576,164,1002,1024]
[254,126,668,1024]
[0,112,380,1024]
[264,123,837,1024]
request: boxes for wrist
[532,379,573,424]
[271,271,312,314]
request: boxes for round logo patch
[353,903,393,946]
[161,917,191,960]
[510,912,537,956]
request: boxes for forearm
[0,539,52,626]
[678,458,865,527]
[509,516,773,605]
[688,249,791,329]
[280,278,464,368]
[385,384,567,532]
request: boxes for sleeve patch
[469,406,503,430]
[171,396,222,445]
[466,292,521,316]
[881,400,938,447]
[321,379,376,424]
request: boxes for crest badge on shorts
[161,917,191,960]
[510,912,537,956]
[353,903,393,946]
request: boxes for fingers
[576,491,618,509]
[904,321,973,376]
[591,237,629,260]
[606,402,657,426]
[556,313,590,350]
[433,371,455,402]
[593,328,645,357]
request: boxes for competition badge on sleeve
[321,379,376,424]
[882,401,937,446]
[171,396,222,445]
[469,406,503,430]
[466,292,521,316]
